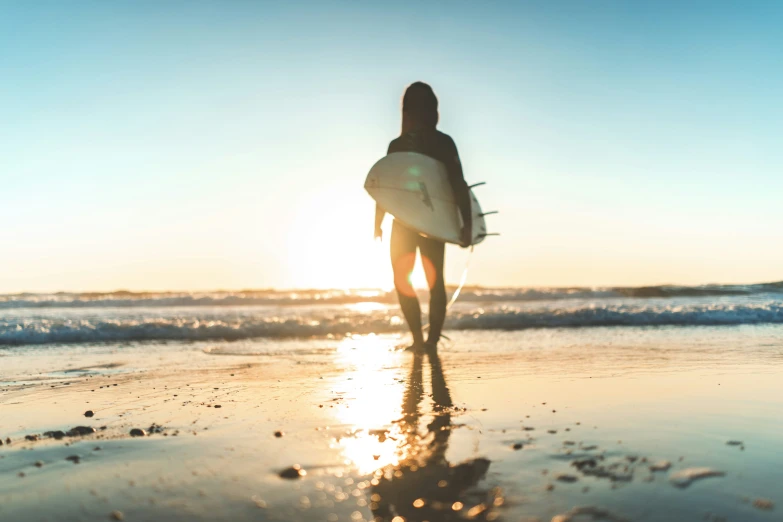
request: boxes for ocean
[3,282,783,346]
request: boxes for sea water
[3,283,783,346]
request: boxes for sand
[1,330,782,521]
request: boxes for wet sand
[1,329,781,521]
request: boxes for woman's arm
[374,140,399,240]
[374,203,385,240]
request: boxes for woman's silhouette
[375,82,473,353]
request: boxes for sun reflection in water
[332,335,407,474]
[326,337,499,521]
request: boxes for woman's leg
[418,236,446,346]
[390,221,424,345]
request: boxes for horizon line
[3,279,783,297]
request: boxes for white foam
[3,299,783,345]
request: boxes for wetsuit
[386,128,472,345]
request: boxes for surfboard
[365,152,488,245]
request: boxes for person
[374,82,473,352]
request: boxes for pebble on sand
[110,510,125,520]
[669,467,726,488]
[34,461,44,468]
[44,430,66,440]
[130,428,147,437]
[552,506,630,522]
[279,464,306,479]
[84,410,95,418]
[67,426,96,437]
[274,431,284,438]
[753,498,774,511]
[65,455,81,464]
[512,443,523,450]
[555,473,579,483]
[649,460,671,472]
[214,405,222,408]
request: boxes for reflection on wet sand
[370,351,501,521]
[2,329,781,522]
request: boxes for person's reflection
[370,351,494,521]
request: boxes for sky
[2,1,783,293]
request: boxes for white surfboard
[365,152,488,245]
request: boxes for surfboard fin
[479,210,498,217]
[469,182,486,189]
[476,233,500,240]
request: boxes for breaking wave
[4,300,783,345]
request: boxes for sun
[285,189,385,290]
[285,186,435,291]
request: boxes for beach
[6,1,783,519]
[1,290,781,521]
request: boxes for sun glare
[286,188,432,292]
[331,335,407,473]
[407,256,430,290]
[285,188,391,290]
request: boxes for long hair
[402,82,438,129]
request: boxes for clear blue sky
[2,1,782,292]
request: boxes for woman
[374,82,472,352]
